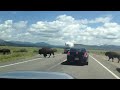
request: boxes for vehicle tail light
[84,52,87,57]
[76,52,78,54]
[67,51,70,55]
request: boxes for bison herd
[0,47,120,63]
[0,47,57,58]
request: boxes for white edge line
[89,55,120,79]
[0,58,42,68]
[47,59,67,70]
[0,53,61,68]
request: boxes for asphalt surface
[0,53,120,79]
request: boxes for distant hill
[74,44,120,51]
[10,41,33,45]
[0,39,54,47]
[0,39,16,46]
[0,39,120,50]
[35,42,51,47]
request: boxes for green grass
[0,46,64,63]
[52,48,64,54]
[88,50,107,55]
[0,46,39,63]
[88,49,120,55]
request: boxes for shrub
[14,48,28,52]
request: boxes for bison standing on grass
[105,51,120,63]
[0,49,11,55]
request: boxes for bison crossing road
[105,51,120,63]
[0,49,11,55]
[39,48,57,58]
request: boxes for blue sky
[0,11,120,24]
[0,11,120,45]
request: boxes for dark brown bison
[39,47,55,58]
[0,49,11,55]
[105,51,120,63]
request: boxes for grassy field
[88,49,120,55]
[52,48,64,54]
[0,46,64,63]
[0,46,39,63]
[88,50,107,55]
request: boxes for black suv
[67,48,89,65]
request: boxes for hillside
[0,39,120,50]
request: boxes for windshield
[0,11,120,79]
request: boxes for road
[0,53,120,79]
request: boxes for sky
[0,11,120,46]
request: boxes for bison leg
[118,58,120,63]
[48,53,51,58]
[3,52,5,55]
[118,60,120,63]
[112,57,114,62]
[43,54,47,58]
[108,57,110,61]
[53,52,55,58]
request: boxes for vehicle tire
[66,59,71,64]
[85,62,88,65]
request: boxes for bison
[105,51,120,63]
[39,47,55,58]
[0,49,11,55]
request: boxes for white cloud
[94,16,112,23]
[56,14,75,22]
[0,15,120,46]
[13,21,28,29]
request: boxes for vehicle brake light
[84,52,87,57]
[67,51,70,55]
[76,52,78,54]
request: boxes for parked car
[67,48,89,65]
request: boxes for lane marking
[90,55,120,79]
[0,58,42,68]
[0,53,63,68]
[47,59,67,70]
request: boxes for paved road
[0,53,120,79]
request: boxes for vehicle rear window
[81,49,86,52]
[70,48,86,52]
[70,48,77,52]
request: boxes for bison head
[39,49,42,55]
[105,52,110,56]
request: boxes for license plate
[75,58,79,60]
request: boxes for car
[0,71,75,79]
[67,48,89,65]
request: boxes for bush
[53,49,57,52]
[14,48,28,52]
